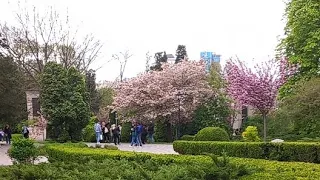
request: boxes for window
[32,98,40,117]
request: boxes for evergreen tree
[85,69,100,114]
[175,45,188,64]
[150,51,168,71]
[40,62,90,142]
[0,56,26,127]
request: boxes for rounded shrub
[194,127,230,141]
[8,138,38,164]
[242,126,261,142]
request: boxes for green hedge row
[231,157,320,179]
[173,141,320,163]
[45,145,212,166]
[45,144,320,179]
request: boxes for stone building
[26,90,46,141]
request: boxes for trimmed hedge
[45,145,212,166]
[173,141,320,163]
[180,135,195,141]
[194,127,230,141]
[232,157,320,179]
[44,144,320,179]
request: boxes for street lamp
[176,91,182,140]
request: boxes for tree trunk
[263,113,267,143]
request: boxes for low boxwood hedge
[45,145,213,166]
[173,141,320,163]
[180,135,195,141]
[232,157,320,179]
[43,144,320,179]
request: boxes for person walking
[147,121,155,143]
[94,121,102,144]
[22,124,29,139]
[102,122,109,143]
[0,129,4,142]
[112,125,120,145]
[136,122,143,146]
[4,124,12,145]
[130,123,137,146]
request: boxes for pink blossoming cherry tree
[113,60,214,125]
[224,58,295,142]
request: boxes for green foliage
[242,126,261,142]
[150,51,168,71]
[154,120,173,142]
[45,144,212,165]
[194,127,230,141]
[0,56,26,127]
[40,62,90,142]
[173,141,320,163]
[278,0,320,73]
[278,0,320,98]
[85,69,100,114]
[82,116,96,142]
[44,144,249,179]
[175,45,188,64]
[11,134,23,141]
[191,97,232,134]
[231,157,320,179]
[8,138,38,164]
[104,145,119,150]
[180,135,195,141]
[120,122,132,142]
[181,62,232,136]
[277,77,320,138]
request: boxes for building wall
[25,90,46,141]
[26,90,40,120]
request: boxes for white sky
[0,0,286,82]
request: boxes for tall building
[200,51,221,72]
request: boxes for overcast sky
[0,0,286,82]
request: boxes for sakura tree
[113,60,214,125]
[224,57,296,142]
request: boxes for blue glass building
[200,51,221,72]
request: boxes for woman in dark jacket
[4,124,12,145]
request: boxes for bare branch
[0,4,103,88]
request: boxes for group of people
[94,121,122,145]
[0,125,12,144]
[0,124,30,145]
[93,120,155,146]
[130,121,154,147]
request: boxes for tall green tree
[278,0,320,98]
[97,87,114,120]
[40,62,90,142]
[175,45,188,64]
[278,77,320,138]
[0,56,26,127]
[85,69,100,114]
[181,62,232,136]
[150,51,168,71]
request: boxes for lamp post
[176,91,182,140]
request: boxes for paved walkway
[0,144,12,165]
[87,143,178,154]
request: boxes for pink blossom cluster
[113,60,214,124]
[224,58,296,114]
